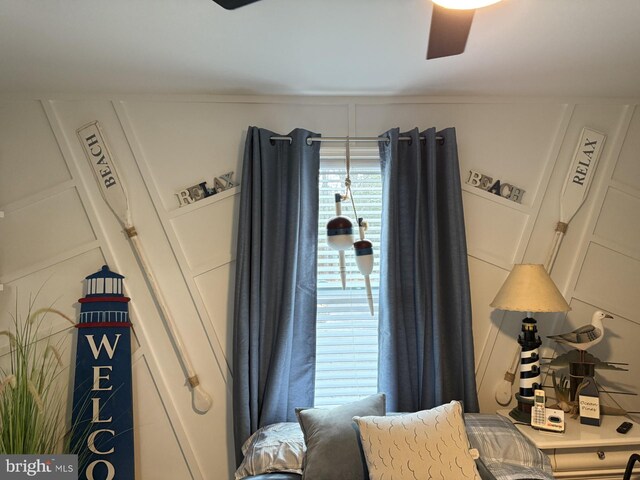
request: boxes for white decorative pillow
[353,401,481,480]
[235,422,305,479]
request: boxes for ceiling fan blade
[211,0,262,9]
[426,4,475,60]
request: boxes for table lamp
[490,264,571,422]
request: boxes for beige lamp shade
[490,264,571,313]
[433,0,501,8]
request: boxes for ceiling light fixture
[432,0,501,9]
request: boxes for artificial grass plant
[0,298,75,454]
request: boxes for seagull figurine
[548,311,613,357]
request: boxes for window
[315,149,382,407]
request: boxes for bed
[236,412,555,480]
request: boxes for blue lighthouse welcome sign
[72,266,134,480]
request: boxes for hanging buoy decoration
[326,206,353,252]
[326,215,353,279]
[325,138,375,314]
[354,218,374,316]
[326,193,350,289]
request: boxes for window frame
[314,146,382,408]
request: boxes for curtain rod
[269,135,444,145]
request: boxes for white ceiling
[1,0,640,97]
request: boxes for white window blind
[315,152,382,407]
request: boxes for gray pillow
[295,394,385,480]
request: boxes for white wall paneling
[467,257,509,371]
[0,100,71,206]
[528,104,633,292]
[474,102,636,413]
[575,243,640,323]
[117,100,351,211]
[612,105,640,191]
[113,100,353,376]
[114,99,354,477]
[546,103,640,423]
[0,100,97,286]
[0,188,96,278]
[194,262,236,360]
[133,351,194,479]
[41,99,207,478]
[353,102,571,207]
[462,191,530,269]
[539,103,635,335]
[353,101,573,265]
[169,192,240,276]
[2,95,640,478]
[0,247,108,345]
[0,210,3,292]
[594,187,640,260]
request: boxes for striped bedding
[465,413,555,480]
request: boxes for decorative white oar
[494,127,606,406]
[544,128,606,271]
[77,121,213,413]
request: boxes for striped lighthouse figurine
[71,265,134,480]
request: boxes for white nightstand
[498,410,640,479]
